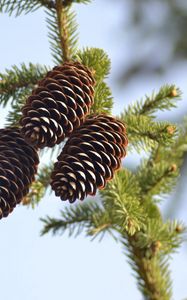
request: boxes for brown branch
[0,73,41,102]
[127,235,171,300]
[88,223,112,236]
[56,0,71,61]
[0,80,34,95]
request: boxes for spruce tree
[0,1,187,299]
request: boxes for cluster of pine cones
[0,61,128,219]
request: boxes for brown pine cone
[20,62,95,148]
[50,114,128,203]
[0,128,39,219]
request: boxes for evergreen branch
[87,223,112,239]
[22,163,54,207]
[133,220,186,256]
[75,48,111,81]
[37,163,54,188]
[1,2,186,300]
[123,85,181,118]
[100,169,146,236]
[6,87,32,126]
[90,81,113,114]
[100,144,184,299]
[120,220,185,299]
[0,63,48,106]
[40,202,110,237]
[0,0,56,16]
[121,114,177,152]
[56,1,72,61]
[136,121,187,201]
[150,122,187,166]
[75,48,112,114]
[46,9,63,64]
[86,210,115,240]
[124,235,172,300]
[137,160,179,200]
[22,180,45,208]
[46,3,78,63]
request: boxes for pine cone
[0,128,39,219]
[50,114,128,203]
[20,62,95,148]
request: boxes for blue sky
[0,1,187,299]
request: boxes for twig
[56,0,71,61]
[127,235,171,300]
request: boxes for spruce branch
[135,120,187,201]
[41,204,93,236]
[6,87,32,126]
[136,160,179,200]
[37,163,54,189]
[101,169,146,236]
[123,85,181,118]
[0,63,48,106]
[22,163,54,207]
[124,235,172,300]
[133,220,186,256]
[75,48,111,81]
[1,2,185,299]
[121,114,177,152]
[120,219,186,299]
[75,48,112,114]
[40,202,112,238]
[91,81,113,114]
[46,2,78,63]
[86,210,115,241]
[87,223,113,240]
[56,0,78,62]
[0,0,56,16]
[22,180,45,208]
[100,127,185,300]
[56,0,71,61]
[46,9,63,64]
[150,122,187,166]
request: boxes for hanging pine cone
[50,114,128,203]
[20,62,95,148]
[0,128,39,219]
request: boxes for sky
[0,1,187,300]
